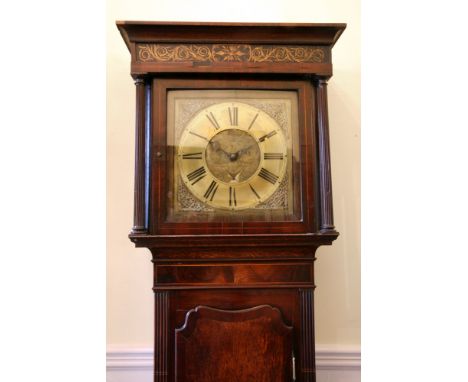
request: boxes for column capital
[314,77,329,86]
[134,77,145,86]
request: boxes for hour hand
[209,141,230,159]
[237,144,255,156]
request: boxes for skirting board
[107,345,360,382]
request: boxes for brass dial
[178,101,288,210]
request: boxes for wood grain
[155,262,313,286]
[175,305,293,382]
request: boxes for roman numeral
[249,183,260,200]
[189,131,208,142]
[264,153,284,160]
[229,186,237,207]
[229,107,238,126]
[203,180,219,201]
[259,130,277,142]
[182,152,203,160]
[247,113,259,130]
[206,112,221,130]
[258,167,279,185]
[186,166,206,185]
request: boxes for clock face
[178,102,288,210]
[166,89,300,223]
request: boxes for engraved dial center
[205,129,261,184]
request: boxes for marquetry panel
[137,44,329,64]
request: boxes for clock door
[159,81,311,236]
[175,305,293,382]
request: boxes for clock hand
[258,130,277,142]
[214,142,240,162]
[236,144,255,157]
[209,141,230,160]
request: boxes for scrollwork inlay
[137,44,326,64]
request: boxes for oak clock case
[117,21,345,382]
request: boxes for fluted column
[299,289,316,382]
[132,77,147,233]
[315,78,336,233]
[154,291,169,382]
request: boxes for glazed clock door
[175,305,293,382]
[163,84,307,232]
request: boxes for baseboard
[107,345,360,381]
[106,348,154,370]
[315,346,361,370]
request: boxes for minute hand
[236,144,255,156]
[258,130,277,142]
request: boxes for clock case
[117,21,345,382]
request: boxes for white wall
[107,0,360,376]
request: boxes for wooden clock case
[117,21,345,382]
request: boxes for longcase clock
[117,21,345,382]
